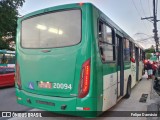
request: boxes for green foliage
[0,39,8,49]
[145,48,155,53]
[0,0,25,50]
[146,53,152,59]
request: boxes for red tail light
[15,63,22,89]
[78,59,91,98]
[83,107,90,111]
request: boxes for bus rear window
[21,9,81,48]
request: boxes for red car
[0,66,15,87]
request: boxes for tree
[0,0,25,50]
[146,53,152,59]
[145,45,155,53]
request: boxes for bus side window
[133,44,135,59]
[123,39,130,61]
[1,54,6,64]
[103,25,114,62]
[142,51,145,60]
[0,53,2,64]
[99,21,103,39]
[98,20,115,62]
[98,21,105,61]
[129,41,132,58]
[140,49,142,61]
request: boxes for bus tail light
[83,107,90,111]
[78,59,91,98]
[15,63,22,89]
[76,107,90,111]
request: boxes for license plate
[38,82,52,89]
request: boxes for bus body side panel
[123,62,131,95]
[131,46,137,88]
[102,71,117,111]
[131,62,137,88]
[98,12,118,112]
[92,6,103,113]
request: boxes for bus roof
[135,43,145,50]
[19,3,87,20]
[19,2,144,50]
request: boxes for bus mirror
[131,58,135,63]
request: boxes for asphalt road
[0,87,31,111]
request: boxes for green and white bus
[16,3,145,117]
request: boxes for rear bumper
[16,89,77,111]
[16,89,99,117]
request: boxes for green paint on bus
[15,3,144,117]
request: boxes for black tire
[124,78,131,98]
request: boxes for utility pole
[141,0,159,52]
[153,0,159,52]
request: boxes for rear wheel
[124,78,131,98]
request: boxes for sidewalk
[147,75,160,120]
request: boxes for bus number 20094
[53,83,72,90]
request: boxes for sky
[19,0,160,49]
